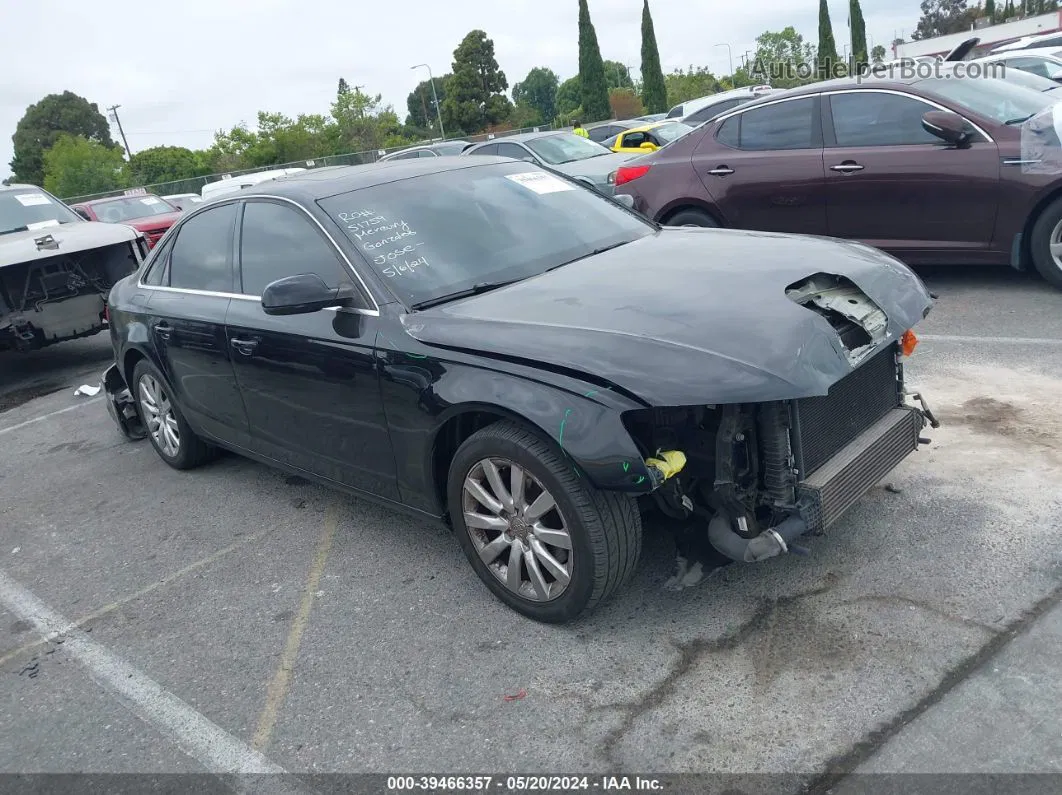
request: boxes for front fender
[431,366,657,493]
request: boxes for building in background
[893,10,1062,60]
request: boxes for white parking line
[919,334,1062,345]
[0,569,288,776]
[0,398,103,436]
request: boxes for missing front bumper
[796,406,924,533]
[102,363,147,441]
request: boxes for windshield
[916,76,1057,124]
[431,141,469,156]
[88,195,176,222]
[0,188,82,236]
[319,161,654,309]
[525,133,611,165]
[652,122,694,142]
[996,64,1062,92]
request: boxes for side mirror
[74,208,91,221]
[639,142,657,151]
[921,111,970,147]
[614,194,636,209]
[261,273,358,315]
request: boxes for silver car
[461,131,637,195]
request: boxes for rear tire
[447,420,642,623]
[132,359,217,470]
[664,208,719,228]
[1029,197,1062,289]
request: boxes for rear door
[693,95,827,234]
[144,200,250,444]
[822,89,1000,258]
[224,198,399,499]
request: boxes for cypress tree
[577,0,611,121]
[849,0,867,71]
[985,0,995,19]
[817,0,839,79]
[640,0,668,113]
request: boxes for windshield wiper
[545,240,631,272]
[1004,114,1035,125]
[0,226,29,236]
[411,279,523,310]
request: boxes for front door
[823,90,1001,259]
[145,201,250,445]
[694,95,828,234]
[224,198,399,500]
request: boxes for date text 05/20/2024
[386,775,664,792]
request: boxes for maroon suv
[615,69,1062,289]
[71,194,181,249]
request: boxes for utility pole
[411,64,445,139]
[107,104,132,158]
[714,43,734,75]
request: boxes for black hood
[401,227,933,406]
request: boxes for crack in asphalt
[804,578,1062,794]
[595,581,836,767]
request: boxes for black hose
[707,514,809,563]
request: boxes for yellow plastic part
[645,449,687,481]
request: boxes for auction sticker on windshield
[141,197,162,205]
[505,172,575,194]
[15,193,50,207]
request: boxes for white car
[665,85,774,125]
[200,168,307,202]
[968,50,1062,83]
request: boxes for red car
[70,194,181,249]
[614,66,1062,289]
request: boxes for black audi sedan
[101,157,937,623]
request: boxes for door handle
[230,336,259,355]
[830,162,864,173]
[152,322,172,340]
[707,166,734,176]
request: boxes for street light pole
[714,43,733,75]
[411,64,445,139]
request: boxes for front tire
[133,359,217,470]
[1029,197,1062,289]
[447,420,642,623]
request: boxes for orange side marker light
[901,329,918,357]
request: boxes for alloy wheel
[1050,218,1062,270]
[138,374,180,458]
[461,457,574,601]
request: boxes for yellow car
[604,120,695,154]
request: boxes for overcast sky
[2,0,920,182]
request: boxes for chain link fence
[61,124,572,204]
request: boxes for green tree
[849,0,868,70]
[406,75,450,131]
[42,134,128,198]
[129,146,209,185]
[640,0,668,113]
[512,67,560,126]
[509,102,543,128]
[603,60,633,90]
[984,0,996,18]
[817,0,839,79]
[663,66,721,106]
[750,27,816,88]
[577,0,611,121]
[871,44,886,63]
[609,88,644,120]
[11,91,118,185]
[441,30,512,135]
[555,76,583,117]
[332,88,407,152]
[338,77,351,95]
[913,0,977,40]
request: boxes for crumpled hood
[401,227,933,406]
[0,221,140,267]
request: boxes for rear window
[715,98,817,150]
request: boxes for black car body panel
[401,227,932,406]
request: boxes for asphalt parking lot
[2,265,1061,791]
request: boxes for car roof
[84,193,161,205]
[620,119,690,134]
[465,130,573,148]
[239,156,525,201]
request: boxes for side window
[623,132,647,148]
[1009,56,1062,80]
[390,150,421,160]
[497,142,529,160]
[239,201,349,296]
[418,149,438,157]
[829,92,940,147]
[738,98,817,150]
[689,99,738,124]
[588,125,614,142]
[469,143,499,156]
[168,203,238,292]
[716,116,740,148]
[141,236,175,286]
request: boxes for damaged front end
[624,338,938,566]
[0,233,144,352]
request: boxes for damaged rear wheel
[132,360,217,470]
[447,420,642,623]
